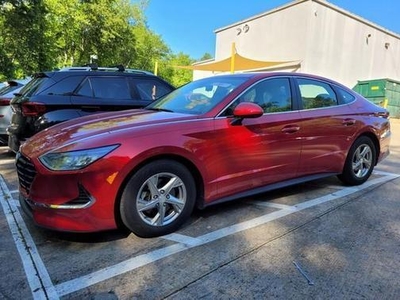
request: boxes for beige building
[193,0,400,88]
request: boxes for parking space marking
[252,202,297,210]
[10,199,20,207]
[53,172,400,296]
[162,233,204,247]
[1,171,399,298]
[0,176,59,300]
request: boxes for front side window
[134,78,173,100]
[222,78,292,116]
[76,77,132,99]
[90,77,131,99]
[75,78,93,97]
[298,78,338,109]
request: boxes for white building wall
[303,0,400,87]
[194,0,400,88]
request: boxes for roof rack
[58,64,154,75]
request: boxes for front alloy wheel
[120,160,196,237]
[137,172,187,227]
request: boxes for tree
[199,52,213,61]
[0,0,195,85]
[1,0,54,77]
[159,52,194,87]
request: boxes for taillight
[0,98,11,106]
[21,102,47,116]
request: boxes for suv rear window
[15,75,54,100]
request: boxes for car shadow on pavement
[35,228,131,243]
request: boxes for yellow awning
[178,53,296,72]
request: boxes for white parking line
[252,202,297,210]
[1,171,399,298]
[0,176,59,300]
[54,172,400,296]
[162,233,203,247]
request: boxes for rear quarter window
[336,87,356,104]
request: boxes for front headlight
[39,145,120,171]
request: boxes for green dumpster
[353,78,400,118]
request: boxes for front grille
[16,153,37,195]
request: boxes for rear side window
[42,76,84,96]
[298,78,338,109]
[76,77,131,99]
[133,78,173,100]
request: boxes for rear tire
[338,136,376,185]
[120,160,196,238]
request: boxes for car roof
[209,72,348,88]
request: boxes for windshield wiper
[146,107,174,113]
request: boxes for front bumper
[19,193,117,232]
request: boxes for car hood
[21,109,197,157]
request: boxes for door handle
[342,119,356,126]
[281,125,300,134]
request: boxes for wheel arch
[113,154,205,229]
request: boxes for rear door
[71,76,134,116]
[294,77,359,176]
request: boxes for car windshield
[146,76,248,115]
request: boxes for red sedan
[16,72,391,237]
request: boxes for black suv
[7,65,174,152]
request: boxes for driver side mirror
[231,102,263,125]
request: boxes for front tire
[338,136,376,185]
[120,160,196,237]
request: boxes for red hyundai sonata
[16,72,391,237]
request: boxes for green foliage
[199,52,213,61]
[158,52,194,87]
[0,0,200,85]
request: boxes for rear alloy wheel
[338,136,376,186]
[120,160,196,237]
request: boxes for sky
[140,0,400,59]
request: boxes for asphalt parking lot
[1,119,399,300]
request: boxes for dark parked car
[16,72,390,237]
[7,66,174,152]
[0,78,31,145]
